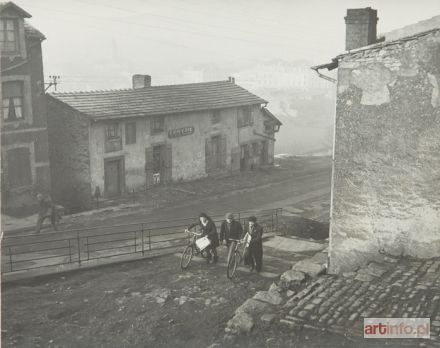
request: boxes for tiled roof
[24,22,45,40]
[0,2,31,18]
[51,80,268,121]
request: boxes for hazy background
[15,0,440,155]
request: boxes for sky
[12,0,440,91]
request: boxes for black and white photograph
[0,0,439,347]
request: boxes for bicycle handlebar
[185,230,202,236]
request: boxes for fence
[1,208,282,275]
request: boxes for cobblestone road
[281,257,440,345]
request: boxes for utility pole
[45,75,61,92]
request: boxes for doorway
[240,144,249,171]
[153,145,165,185]
[104,157,124,197]
[211,135,222,169]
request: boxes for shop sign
[168,126,194,138]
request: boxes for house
[314,8,440,273]
[47,76,281,213]
[0,2,50,214]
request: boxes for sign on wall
[168,126,194,138]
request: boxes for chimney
[344,7,378,51]
[132,74,151,89]
[228,76,235,84]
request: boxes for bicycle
[226,233,253,279]
[180,230,209,270]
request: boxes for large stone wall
[329,30,440,273]
[46,97,92,213]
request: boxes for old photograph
[1,0,439,347]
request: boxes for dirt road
[1,237,328,348]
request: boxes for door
[261,141,268,164]
[240,144,249,171]
[104,158,123,197]
[211,135,221,169]
[153,145,164,185]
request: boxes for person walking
[186,213,219,263]
[35,193,58,234]
[245,216,264,272]
[220,213,243,263]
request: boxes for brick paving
[281,257,440,344]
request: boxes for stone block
[235,299,272,316]
[279,270,306,290]
[292,260,326,277]
[227,312,254,334]
[260,314,276,325]
[365,262,389,277]
[253,291,283,306]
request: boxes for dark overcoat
[220,220,244,243]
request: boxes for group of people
[185,212,264,272]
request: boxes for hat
[248,216,257,222]
[225,213,234,219]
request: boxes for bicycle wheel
[227,253,239,279]
[180,245,194,270]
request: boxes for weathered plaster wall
[330,30,440,273]
[89,105,272,195]
[47,97,92,213]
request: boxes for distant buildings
[234,60,332,91]
[47,76,281,212]
[315,8,440,273]
[0,2,50,213]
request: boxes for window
[151,116,164,133]
[7,147,32,187]
[252,142,259,156]
[106,123,119,139]
[212,110,221,124]
[264,121,273,133]
[2,81,24,121]
[238,106,253,128]
[0,19,19,53]
[125,122,136,144]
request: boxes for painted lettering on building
[168,126,194,138]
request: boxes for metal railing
[1,208,282,274]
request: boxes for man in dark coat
[245,216,263,272]
[186,213,219,263]
[220,213,244,262]
[35,193,57,234]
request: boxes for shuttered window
[6,147,32,187]
[237,106,253,128]
[106,123,119,139]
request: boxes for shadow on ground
[278,216,329,240]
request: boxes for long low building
[47,75,281,212]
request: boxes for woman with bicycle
[185,213,219,263]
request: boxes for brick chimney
[132,74,151,89]
[345,7,378,51]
